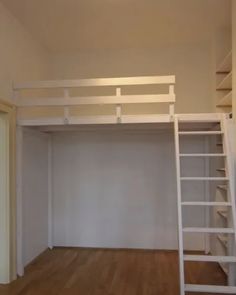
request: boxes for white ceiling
[1,0,231,53]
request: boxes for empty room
[0,0,236,294]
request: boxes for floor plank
[0,248,227,295]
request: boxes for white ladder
[174,115,236,294]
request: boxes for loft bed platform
[13,75,224,130]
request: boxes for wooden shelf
[216,72,232,91]
[217,91,232,107]
[216,51,232,73]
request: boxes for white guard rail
[14,75,176,126]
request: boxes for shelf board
[216,168,226,172]
[216,51,232,73]
[217,91,232,107]
[216,72,232,91]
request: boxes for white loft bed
[13,75,223,127]
[14,75,236,295]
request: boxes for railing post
[169,85,175,119]
[64,88,70,124]
[116,87,122,123]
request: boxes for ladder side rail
[221,115,236,285]
[174,116,185,295]
[204,137,210,254]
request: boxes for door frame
[0,98,16,283]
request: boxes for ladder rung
[185,284,236,293]
[179,131,223,135]
[181,177,228,181]
[180,153,226,157]
[184,254,236,262]
[181,202,231,206]
[183,227,234,234]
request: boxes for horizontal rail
[14,76,175,90]
[17,94,175,107]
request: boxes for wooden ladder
[174,115,236,294]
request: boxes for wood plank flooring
[0,248,226,295]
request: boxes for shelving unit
[216,51,232,110]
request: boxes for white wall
[52,44,214,114]
[22,129,48,266]
[52,129,206,250]
[0,2,50,101]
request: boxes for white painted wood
[18,115,174,127]
[221,117,236,285]
[183,227,234,233]
[185,284,236,293]
[48,135,53,250]
[14,75,176,89]
[18,118,66,126]
[217,168,226,172]
[0,114,10,283]
[179,131,223,135]
[180,153,226,157]
[204,137,210,254]
[119,115,171,124]
[181,177,228,181]
[221,117,236,245]
[174,117,185,295]
[169,104,175,117]
[16,94,175,107]
[181,202,231,206]
[63,106,69,125]
[184,255,236,262]
[16,126,24,277]
[177,113,222,122]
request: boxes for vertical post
[0,113,10,283]
[204,137,210,254]
[169,104,175,118]
[64,88,70,124]
[116,87,121,123]
[48,134,53,250]
[16,126,24,277]
[221,115,236,285]
[169,85,175,119]
[174,116,185,295]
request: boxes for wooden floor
[0,248,226,295]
